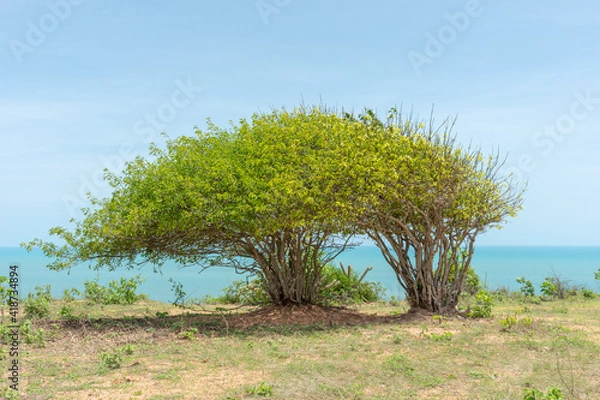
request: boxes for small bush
[100,344,136,370]
[540,280,558,299]
[83,275,145,305]
[317,263,385,305]
[582,288,595,299]
[169,278,187,306]
[541,272,576,300]
[516,277,536,297]
[217,278,270,306]
[214,263,385,306]
[100,351,122,370]
[20,319,46,347]
[58,304,77,321]
[499,314,533,332]
[468,290,494,318]
[24,285,52,320]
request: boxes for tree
[353,109,524,313]
[24,108,375,306]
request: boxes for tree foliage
[25,108,377,305]
[24,106,523,310]
[349,109,524,313]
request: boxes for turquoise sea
[1,246,599,303]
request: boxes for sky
[1,0,599,247]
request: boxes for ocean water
[1,246,599,303]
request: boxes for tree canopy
[25,106,524,309]
[351,109,523,312]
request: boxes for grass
[4,295,600,399]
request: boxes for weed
[389,295,401,306]
[121,344,136,355]
[99,344,136,370]
[170,321,185,331]
[384,354,414,375]
[245,382,273,397]
[179,327,199,340]
[100,351,122,370]
[427,332,453,341]
[522,386,563,400]
[1,387,19,399]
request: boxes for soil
[38,304,436,342]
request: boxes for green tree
[23,108,374,306]
[352,109,524,313]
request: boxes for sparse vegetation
[14,290,599,399]
[200,262,384,307]
[23,285,52,320]
[82,275,146,305]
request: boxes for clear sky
[1,0,599,247]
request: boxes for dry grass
[4,296,600,399]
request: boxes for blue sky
[1,0,599,247]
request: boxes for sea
[1,246,599,303]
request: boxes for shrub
[100,344,136,370]
[516,276,536,297]
[169,278,187,306]
[83,275,145,305]
[214,263,385,306]
[595,268,600,281]
[20,319,46,347]
[218,278,271,306]
[468,290,494,318]
[24,285,52,320]
[317,263,385,305]
[540,280,558,299]
[541,272,576,300]
[582,288,595,299]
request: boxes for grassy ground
[4,295,600,399]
